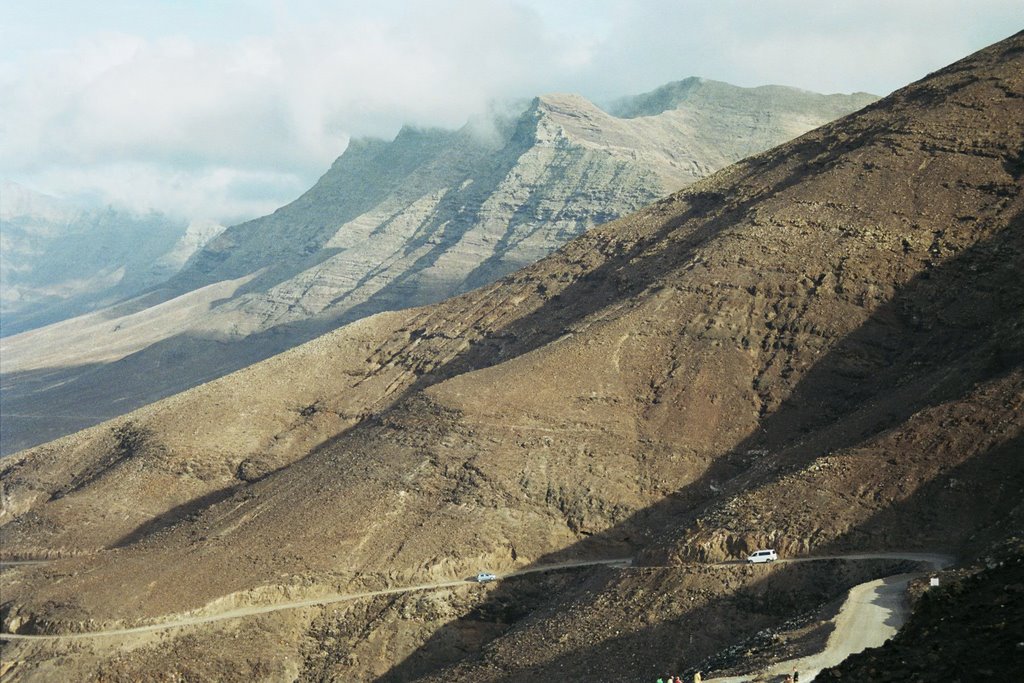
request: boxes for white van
[476,572,497,583]
[747,549,778,564]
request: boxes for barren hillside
[1,32,1021,683]
[0,82,875,456]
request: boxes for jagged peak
[339,124,460,156]
[527,93,611,123]
[606,76,709,118]
[534,92,601,110]
[516,93,614,143]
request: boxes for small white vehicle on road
[747,549,778,564]
[475,572,497,583]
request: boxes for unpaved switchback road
[0,553,949,646]
[708,552,953,682]
[0,557,632,641]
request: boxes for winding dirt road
[0,557,631,641]
[708,552,953,682]
[0,551,950,663]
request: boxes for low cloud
[1,0,1018,224]
[1,1,592,222]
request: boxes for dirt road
[708,553,953,682]
[0,557,632,641]
[0,561,49,570]
[0,552,949,650]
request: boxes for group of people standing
[655,673,699,683]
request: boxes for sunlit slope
[0,82,875,456]
[0,32,1021,683]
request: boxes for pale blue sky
[1,1,1020,223]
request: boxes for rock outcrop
[0,80,875,455]
[0,31,1021,683]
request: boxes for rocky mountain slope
[0,81,875,456]
[0,182,222,336]
[1,33,1022,682]
[173,79,876,323]
[816,538,1023,682]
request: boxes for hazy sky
[1,1,1020,224]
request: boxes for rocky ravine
[0,181,221,336]
[0,80,875,455]
[1,33,1022,683]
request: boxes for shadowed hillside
[816,537,1024,683]
[0,31,1021,683]
[0,82,875,456]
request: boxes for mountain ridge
[0,182,224,337]
[609,75,877,119]
[0,78,875,456]
[0,31,1020,682]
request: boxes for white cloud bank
[1,0,1019,224]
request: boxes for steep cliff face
[0,80,874,455]
[0,33,1020,683]
[181,83,877,337]
[204,95,671,336]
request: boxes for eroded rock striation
[3,33,1022,682]
[0,81,874,455]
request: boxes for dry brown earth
[0,82,874,457]
[1,31,1022,682]
[815,538,1024,682]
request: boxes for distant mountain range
[0,182,223,336]
[1,33,1020,682]
[168,79,876,335]
[0,78,876,455]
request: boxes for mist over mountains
[0,78,875,456]
[0,31,1020,683]
[0,182,223,336]
[168,79,875,331]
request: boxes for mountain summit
[1,32,1021,682]
[0,80,874,455]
